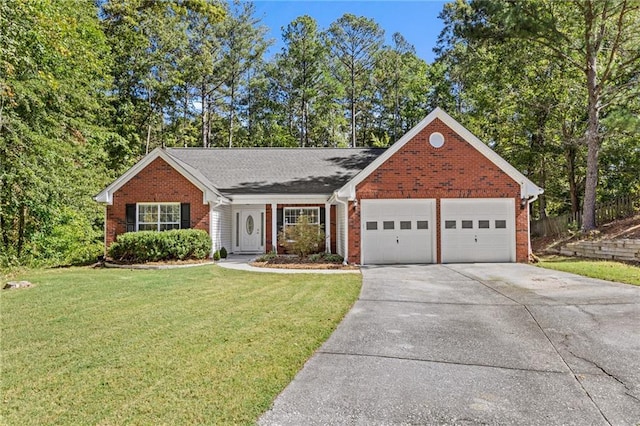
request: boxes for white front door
[240,209,262,252]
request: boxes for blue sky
[252,1,448,63]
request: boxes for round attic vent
[429,132,445,148]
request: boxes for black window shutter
[276,208,283,234]
[319,207,326,230]
[125,204,136,232]
[180,203,191,229]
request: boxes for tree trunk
[228,82,235,148]
[582,43,600,231]
[146,122,152,154]
[565,144,580,216]
[350,60,356,148]
[16,203,25,256]
[538,155,547,220]
[201,84,207,148]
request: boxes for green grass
[0,265,361,425]
[538,255,640,286]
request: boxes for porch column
[325,202,331,253]
[271,203,277,252]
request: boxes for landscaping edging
[104,261,216,270]
[559,239,640,263]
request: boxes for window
[462,220,473,229]
[383,221,394,230]
[445,220,456,229]
[366,221,378,230]
[137,203,180,231]
[417,220,429,230]
[284,207,320,227]
[400,221,412,230]
[478,220,490,229]
[495,220,507,229]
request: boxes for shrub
[308,252,344,263]
[278,215,325,257]
[220,247,228,259]
[108,229,211,263]
[256,250,278,262]
[213,250,221,261]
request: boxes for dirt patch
[532,214,640,254]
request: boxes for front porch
[217,202,335,255]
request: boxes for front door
[240,209,262,252]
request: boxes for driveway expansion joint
[316,350,569,375]
[357,298,517,306]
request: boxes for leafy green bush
[278,215,325,257]
[220,247,228,259]
[308,252,344,263]
[213,250,221,261]
[256,250,278,262]
[108,229,211,263]
[28,207,103,267]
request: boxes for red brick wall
[350,118,529,263]
[106,157,209,247]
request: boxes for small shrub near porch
[278,215,325,257]
[108,229,211,263]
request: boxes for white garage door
[440,198,515,263]
[361,199,436,264]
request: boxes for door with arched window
[239,209,263,252]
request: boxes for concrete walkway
[259,263,640,425]
[217,255,360,274]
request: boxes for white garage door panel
[441,198,515,263]
[362,199,435,264]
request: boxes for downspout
[526,192,541,261]
[334,196,349,265]
[103,204,108,259]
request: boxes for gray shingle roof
[166,148,386,195]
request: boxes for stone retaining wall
[560,239,640,263]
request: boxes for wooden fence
[531,195,639,238]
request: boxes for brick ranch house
[95,108,543,264]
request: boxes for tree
[435,2,589,219]
[216,1,270,148]
[326,14,384,147]
[457,0,640,230]
[0,0,115,265]
[279,16,326,147]
[373,33,431,143]
[102,0,224,152]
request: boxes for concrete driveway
[259,263,640,425]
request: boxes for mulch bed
[250,256,359,270]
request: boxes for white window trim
[137,202,181,231]
[283,207,320,228]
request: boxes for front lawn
[537,255,640,286]
[0,265,361,425]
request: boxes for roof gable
[336,108,543,200]
[94,148,226,205]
